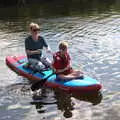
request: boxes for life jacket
[52,51,72,75]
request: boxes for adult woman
[25,22,51,67]
[52,41,84,80]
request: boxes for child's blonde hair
[59,41,68,50]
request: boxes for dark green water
[0,0,120,120]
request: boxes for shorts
[40,56,52,68]
[27,58,45,71]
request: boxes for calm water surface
[0,1,120,120]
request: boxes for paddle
[31,72,55,91]
[31,71,84,91]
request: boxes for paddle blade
[31,72,55,91]
[31,79,47,91]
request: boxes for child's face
[59,47,67,54]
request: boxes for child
[52,41,84,80]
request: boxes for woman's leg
[40,56,51,68]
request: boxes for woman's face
[31,27,40,35]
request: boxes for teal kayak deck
[6,56,102,92]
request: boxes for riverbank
[0,0,117,7]
[0,0,50,6]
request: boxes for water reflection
[0,0,119,20]
[54,90,74,118]
[31,88,102,118]
[0,0,120,119]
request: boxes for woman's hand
[45,47,53,55]
[26,50,32,55]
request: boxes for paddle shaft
[42,72,55,82]
[31,72,55,91]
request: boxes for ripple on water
[0,8,120,120]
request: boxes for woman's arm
[44,46,53,55]
[26,49,42,55]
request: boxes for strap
[13,56,23,64]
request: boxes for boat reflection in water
[31,88,102,118]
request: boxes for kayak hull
[6,56,102,93]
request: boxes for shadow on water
[0,0,119,21]
[0,82,102,119]
[31,88,102,118]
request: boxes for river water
[0,0,120,120]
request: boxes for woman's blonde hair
[59,41,68,50]
[29,22,40,30]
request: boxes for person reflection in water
[54,90,74,118]
[31,89,102,118]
